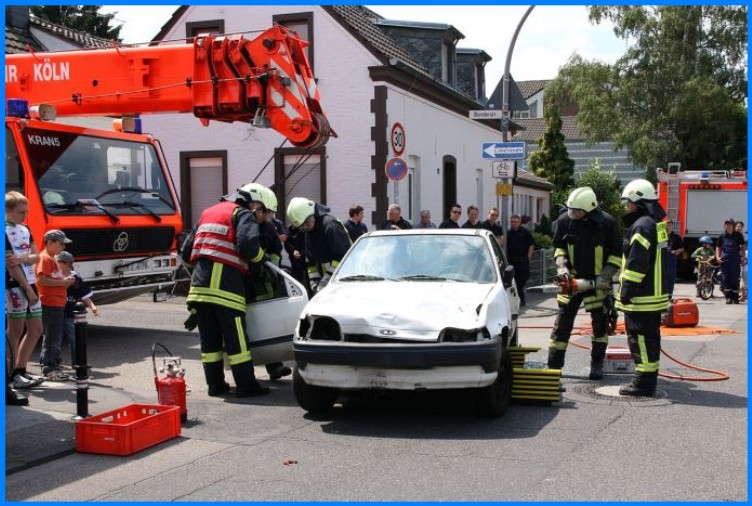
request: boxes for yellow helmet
[566,186,598,212]
[621,179,657,202]
[287,197,316,228]
[238,183,277,212]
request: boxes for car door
[487,232,520,317]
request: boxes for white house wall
[382,83,510,224]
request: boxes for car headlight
[440,327,490,343]
[297,314,342,341]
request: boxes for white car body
[292,229,521,416]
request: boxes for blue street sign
[482,142,526,160]
[385,157,409,182]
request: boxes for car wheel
[475,348,513,418]
[292,367,339,413]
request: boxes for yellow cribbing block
[512,367,562,402]
[509,347,542,368]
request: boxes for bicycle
[695,258,722,300]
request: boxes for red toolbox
[662,298,699,327]
[76,403,181,456]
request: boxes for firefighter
[616,179,669,397]
[185,189,270,398]
[716,218,746,304]
[286,197,351,295]
[238,183,292,381]
[547,187,622,380]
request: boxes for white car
[292,228,521,417]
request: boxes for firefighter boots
[267,363,292,381]
[589,342,607,380]
[204,362,229,396]
[619,372,658,397]
[207,382,231,396]
[547,349,566,370]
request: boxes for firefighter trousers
[623,311,662,376]
[195,303,257,389]
[549,293,609,357]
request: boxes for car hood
[304,282,494,340]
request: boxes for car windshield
[20,127,177,216]
[334,233,497,283]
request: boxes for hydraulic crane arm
[5,25,333,149]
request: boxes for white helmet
[621,179,657,202]
[238,183,277,212]
[566,186,598,212]
[287,197,316,228]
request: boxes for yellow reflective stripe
[607,255,622,267]
[548,340,568,351]
[255,281,275,301]
[227,350,252,365]
[188,286,245,306]
[202,351,223,363]
[637,333,648,364]
[636,362,659,373]
[331,260,340,268]
[210,262,223,289]
[554,248,567,258]
[594,245,603,275]
[250,247,265,264]
[567,244,574,269]
[656,221,668,245]
[655,248,663,296]
[592,334,609,344]
[269,253,281,263]
[235,316,249,354]
[622,269,645,283]
[556,294,571,305]
[631,233,650,250]
[615,300,669,312]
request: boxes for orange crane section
[5,25,333,149]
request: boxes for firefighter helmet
[287,197,316,228]
[699,236,713,245]
[566,186,598,212]
[238,183,277,212]
[621,179,657,202]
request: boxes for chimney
[5,6,30,31]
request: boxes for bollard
[72,301,90,420]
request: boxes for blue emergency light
[7,98,30,118]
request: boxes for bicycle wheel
[699,280,713,300]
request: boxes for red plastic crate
[76,403,181,456]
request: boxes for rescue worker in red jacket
[616,179,669,397]
[238,182,292,381]
[286,197,351,294]
[185,189,270,398]
[548,187,622,380]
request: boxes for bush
[532,231,552,249]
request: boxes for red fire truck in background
[657,163,748,278]
[5,25,333,304]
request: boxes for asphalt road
[5,281,748,501]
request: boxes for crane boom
[5,25,333,149]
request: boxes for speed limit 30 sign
[391,122,406,156]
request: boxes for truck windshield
[22,127,176,216]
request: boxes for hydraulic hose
[517,324,730,382]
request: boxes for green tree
[528,102,576,190]
[550,6,747,171]
[576,159,625,233]
[31,5,122,41]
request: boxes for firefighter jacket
[616,206,669,314]
[246,220,284,302]
[305,203,352,280]
[186,201,265,313]
[552,207,622,308]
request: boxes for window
[186,19,225,39]
[180,151,227,228]
[273,12,314,70]
[275,147,326,216]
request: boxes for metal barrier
[528,248,556,287]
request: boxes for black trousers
[623,312,662,375]
[511,260,529,302]
[550,293,609,348]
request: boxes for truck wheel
[292,367,338,413]
[475,348,513,418]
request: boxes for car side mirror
[502,264,515,288]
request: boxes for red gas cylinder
[155,358,188,423]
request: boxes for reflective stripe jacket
[552,208,622,308]
[616,213,669,313]
[186,201,264,312]
[305,203,352,279]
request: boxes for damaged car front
[292,229,520,417]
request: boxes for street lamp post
[500,5,534,229]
